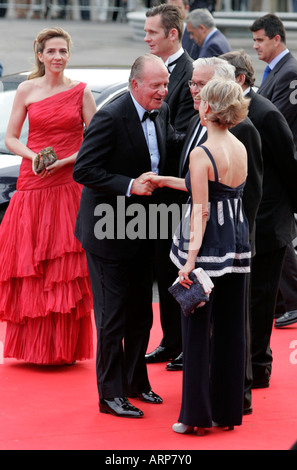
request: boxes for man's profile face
[190,65,214,111]
[252,28,279,63]
[186,22,204,46]
[144,15,171,61]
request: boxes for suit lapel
[258,52,291,94]
[166,52,188,101]
[179,115,208,177]
[154,105,168,174]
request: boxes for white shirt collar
[268,48,289,70]
[130,92,147,121]
[164,47,184,68]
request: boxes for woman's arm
[141,173,187,191]
[5,82,37,162]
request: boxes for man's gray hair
[193,57,236,81]
[128,54,165,89]
[187,8,215,29]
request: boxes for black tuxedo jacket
[73,92,183,260]
[257,52,297,147]
[247,88,297,253]
[165,50,196,134]
[178,113,263,254]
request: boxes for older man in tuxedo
[73,54,184,418]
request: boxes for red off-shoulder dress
[0,82,93,364]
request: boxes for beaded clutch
[34,146,57,174]
[168,268,214,316]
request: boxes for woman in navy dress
[146,77,251,435]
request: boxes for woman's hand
[178,261,195,289]
[141,172,164,188]
[33,159,62,178]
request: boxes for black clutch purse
[168,269,213,317]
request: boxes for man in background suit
[221,49,297,409]
[250,14,297,331]
[73,54,183,418]
[186,8,231,58]
[144,4,196,364]
[166,57,263,381]
[167,0,200,60]
[250,14,297,370]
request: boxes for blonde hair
[200,77,249,128]
[28,27,72,80]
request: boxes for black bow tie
[167,58,179,72]
[142,111,159,122]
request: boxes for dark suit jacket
[73,92,183,260]
[257,52,297,147]
[165,51,196,134]
[163,50,196,178]
[247,88,297,253]
[198,29,231,58]
[178,113,263,254]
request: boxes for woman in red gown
[0,27,97,364]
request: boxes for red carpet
[0,304,296,451]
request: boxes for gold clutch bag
[34,146,57,174]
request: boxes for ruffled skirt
[0,181,93,364]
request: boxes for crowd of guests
[0,5,297,442]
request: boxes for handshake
[130,171,164,196]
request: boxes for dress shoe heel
[172,422,194,434]
[166,352,183,371]
[197,427,205,436]
[212,421,234,431]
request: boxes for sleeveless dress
[170,145,251,276]
[171,145,251,428]
[0,82,93,364]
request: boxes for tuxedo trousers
[86,246,153,400]
[154,188,188,353]
[178,273,247,428]
[250,246,286,383]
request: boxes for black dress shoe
[99,397,144,418]
[275,310,297,328]
[243,405,253,415]
[166,352,183,371]
[145,346,181,363]
[130,390,163,404]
